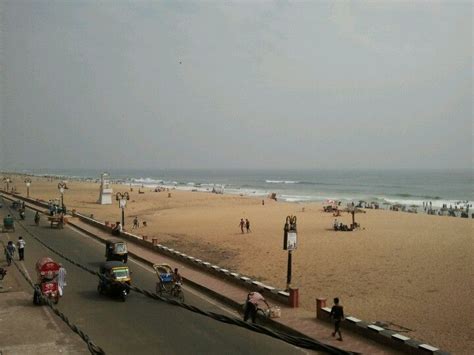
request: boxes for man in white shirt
[17,236,26,261]
[58,264,67,297]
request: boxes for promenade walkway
[66,217,400,355]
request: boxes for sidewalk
[66,217,401,355]
[0,255,88,354]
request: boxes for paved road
[1,201,312,355]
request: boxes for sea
[13,168,472,209]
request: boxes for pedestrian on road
[58,264,67,297]
[4,241,16,266]
[239,218,245,234]
[244,289,269,323]
[17,236,26,261]
[245,219,251,233]
[330,297,344,341]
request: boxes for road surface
[0,200,313,355]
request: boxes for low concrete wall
[1,192,292,306]
[72,211,292,306]
[316,298,449,355]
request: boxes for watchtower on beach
[98,173,113,204]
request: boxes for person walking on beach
[239,218,245,234]
[17,237,26,261]
[330,297,344,341]
[245,219,251,233]
[132,216,139,230]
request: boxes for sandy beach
[4,174,473,353]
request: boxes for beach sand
[6,175,473,353]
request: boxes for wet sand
[5,175,473,353]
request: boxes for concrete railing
[0,192,295,306]
[316,298,449,355]
[72,210,295,306]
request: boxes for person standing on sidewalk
[17,237,26,261]
[330,297,344,341]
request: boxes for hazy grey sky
[0,1,472,170]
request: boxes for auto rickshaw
[33,257,60,305]
[2,215,15,232]
[105,239,128,263]
[97,261,131,302]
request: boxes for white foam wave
[132,177,163,184]
[265,180,299,184]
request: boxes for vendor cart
[48,215,64,229]
[33,257,61,305]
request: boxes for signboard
[286,231,297,251]
[119,199,127,208]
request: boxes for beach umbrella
[342,206,366,226]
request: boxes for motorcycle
[19,210,25,220]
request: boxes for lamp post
[283,215,297,290]
[3,177,11,192]
[25,178,32,198]
[115,192,130,227]
[58,181,67,208]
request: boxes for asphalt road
[0,200,312,355]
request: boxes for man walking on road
[4,241,16,266]
[17,237,26,261]
[58,264,67,296]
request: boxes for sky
[0,1,472,171]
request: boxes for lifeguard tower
[98,173,113,205]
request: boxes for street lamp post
[3,177,11,192]
[58,182,67,208]
[115,192,130,227]
[283,215,297,290]
[25,178,32,198]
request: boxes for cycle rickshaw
[153,263,184,302]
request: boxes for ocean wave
[394,193,442,200]
[265,180,299,184]
[132,177,163,184]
